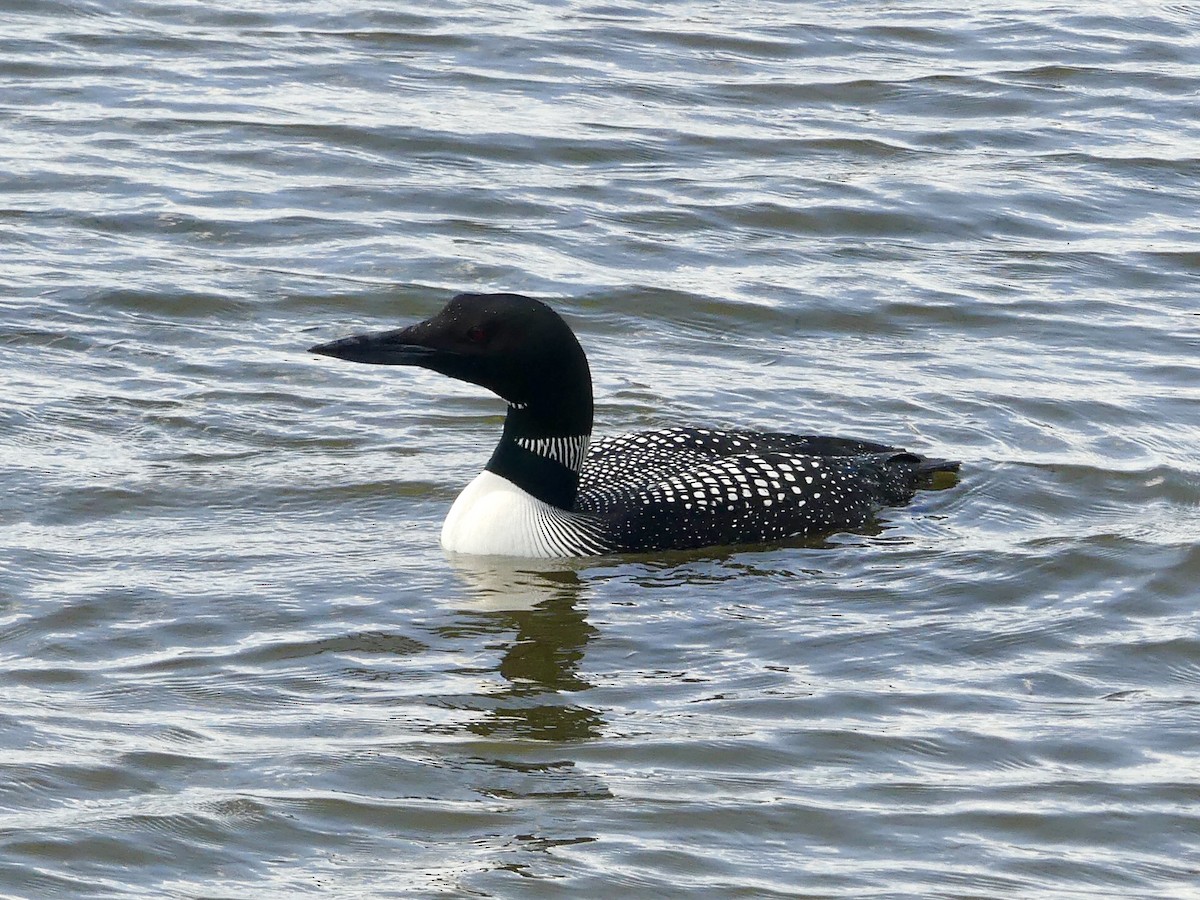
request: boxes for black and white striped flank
[533,503,612,556]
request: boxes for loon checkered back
[310,293,959,557]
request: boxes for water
[3,1,1200,896]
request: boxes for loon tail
[913,455,960,489]
[916,456,960,474]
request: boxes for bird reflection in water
[438,555,604,745]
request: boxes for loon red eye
[466,325,487,344]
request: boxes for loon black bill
[309,331,438,366]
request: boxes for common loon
[310,292,959,557]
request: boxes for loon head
[310,292,593,437]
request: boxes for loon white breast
[310,292,959,558]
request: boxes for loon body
[311,292,959,558]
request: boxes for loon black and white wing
[576,427,955,552]
[310,292,960,558]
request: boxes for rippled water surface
[4,1,1200,896]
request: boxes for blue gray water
[3,1,1200,896]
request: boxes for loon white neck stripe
[515,433,591,472]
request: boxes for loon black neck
[484,392,593,511]
[473,304,594,510]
